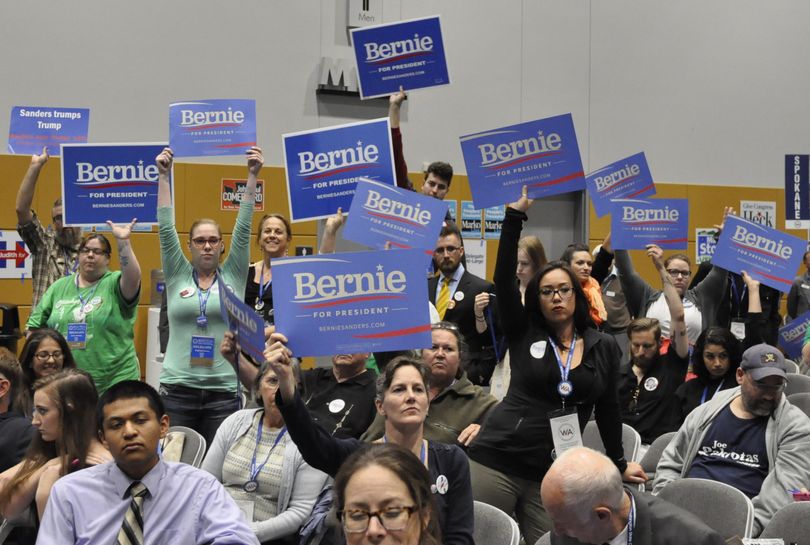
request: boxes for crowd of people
[1,88,810,545]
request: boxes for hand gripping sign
[350,15,450,99]
[712,214,805,292]
[610,198,688,250]
[459,114,585,210]
[271,249,431,357]
[217,276,265,363]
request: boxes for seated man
[541,447,724,545]
[653,344,810,536]
[0,348,34,472]
[300,352,377,439]
[37,380,259,545]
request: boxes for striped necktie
[117,481,148,545]
[436,276,451,319]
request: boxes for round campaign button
[454,291,465,302]
[447,300,456,310]
[255,299,265,311]
[644,377,659,392]
[530,341,547,359]
[90,296,102,306]
[435,475,449,495]
[196,315,208,328]
[180,287,196,298]
[82,303,94,314]
[328,399,346,414]
[243,480,259,493]
[557,380,573,397]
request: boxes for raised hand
[106,218,138,240]
[246,146,264,176]
[508,185,534,213]
[31,146,49,168]
[155,147,173,175]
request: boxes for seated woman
[202,358,328,545]
[16,329,76,416]
[361,322,498,446]
[676,271,764,420]
[0,369,110,521]
[334,443,441,545]
[263,333,474,545]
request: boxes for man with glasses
[15,147,83,308]
[429,224,500,385]
[653,344,810,536]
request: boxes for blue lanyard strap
[549,332,577,386]
[250,421,287,481]
[383,436,427,465]
[74,273,100,309]
[193,269,216,318]
[485,305,502,362]
[258,262,272,300]
[729,275,747,312]
[627,493,636,545]
[700,380,725,405]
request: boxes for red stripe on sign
[301,295,404,309]
[353,324,432,339]
[528,171,585,189]
[215,141,257,149]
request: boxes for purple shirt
[37,459,260,545]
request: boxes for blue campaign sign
[785,155,810,229]
[217,276,265,363]
[779,310,810,360]
[610,198,689,250]
[586,152,656,217]
[484,205,505,240]
[343,178,449,251]
[712,215,805,293]
[61,143,171,227]
[271,249,431,357]
[350,15,450,100]
[283,118,396,222]
[169,99,256,157]
[459,114,585,210]
[8,106,89,156]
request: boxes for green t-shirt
[158,197,253,392]
[26,270,140,393]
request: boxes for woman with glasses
[334,443,441,545]
[16,329,76,416]
[0,369,111,521]
[263,335,474,545]
[26,224,142,394]
[154,147,262,447]
[466,187,647,545]
[202,359,327,545]
[675,272,764,421]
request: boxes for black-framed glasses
[666,269,691,278]
[339,506,417,533]
[434,246,460,255]
[539,286,574,300]
[79,248,109,256]
[35,351,64,361]
[191,237,222,248]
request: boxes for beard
[55,227,82,248]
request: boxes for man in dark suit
[541,447,724,545]
[429,224,500,385]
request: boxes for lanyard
[193,269,217,327]
[485,305,502,362]
[549,332,577,405]
[74,274,100,311]
[700,380,725,405]
[249,423,287,482]
[627,493,636,545]
[730,276,747,314]
[258,261,272,301]
[384,436,427,466]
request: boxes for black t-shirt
[675,374,738,423]
[244,264,274,326]
[301,367,378,440]
[687,404,769,498]
[619,348,690,444]
[0,411,35,472]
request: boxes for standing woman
[155,146,262,446]
[467,187,646,544]
[561,242,607,328]
[246,214,293,327]
[490,235,547,400]
[26,222,142,394]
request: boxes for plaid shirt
[17,212,79,308]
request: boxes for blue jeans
[159,383,239,449]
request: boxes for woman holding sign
[263,336,475,545]
[466,187,646,544]
[155,146,262,447]
[26,226,142,394]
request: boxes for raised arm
[108,219,141,302]
[741,271,764,349]
[15,147,49,224]
[495,186,533,336]
[613,240,653,319]
[389,87,413,191]
[318,208,344,254]
[156,147,173,208]
[649,244,688,359]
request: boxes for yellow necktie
[437,277,451,319]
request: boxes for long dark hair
[691,326,742,381]
[334,443,441,545]
[524,260,595,340]
[0,369,98,513]
[18,329,77,416]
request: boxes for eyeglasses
[79,248,109,256]
[666,269,691,278]
[52,214,64,224]
[434,246,460,255]
[191,237,222,248]
[340,506,417,533]
[539,286,574,300]
[35,351,64,361]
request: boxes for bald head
[541,448,628,544]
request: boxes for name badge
[605,290,616,297]
[66,323,88,350]
[190,336,216,367]
[548,407,583,457]
[730,321,745,340]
